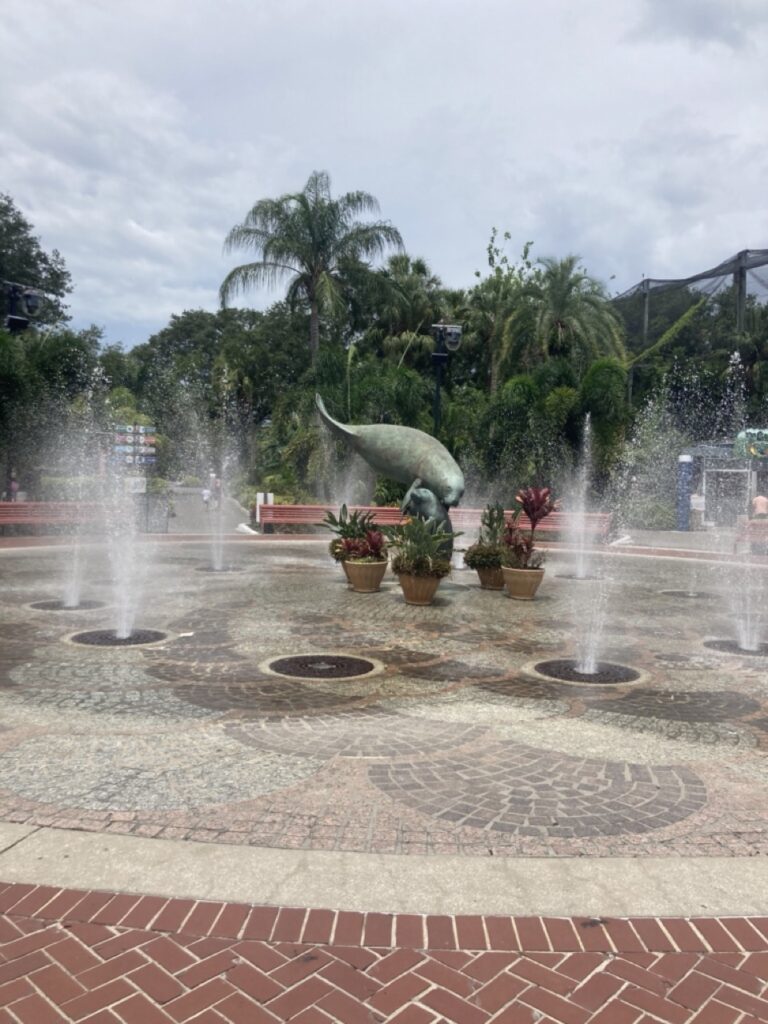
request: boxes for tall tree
[0,194,72,325]
[220,170,403,362]
[504,255,625,374]
[464,233,535,394]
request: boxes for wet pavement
[1,537,767,1021]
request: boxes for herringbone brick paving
[0,884,767,1022]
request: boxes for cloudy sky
[3,0,767,347]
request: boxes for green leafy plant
[464,503,506,570]
[502,487,557,569]
[318,504,378,562]
[339,529,387,563]
[384,517,454,578]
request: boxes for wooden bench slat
[258,504,612,541]
[0,502,101,527]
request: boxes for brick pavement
[2,541,768,1019]
[1,883,767,1022]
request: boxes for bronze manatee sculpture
[315,394,465,507]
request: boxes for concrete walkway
[1,534,767,1021]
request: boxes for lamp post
[431,322,462,435]
[3,281,43,333]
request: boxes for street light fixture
[431,322,462,435]
[3,281,44,333]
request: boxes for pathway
[0,537,767,1021]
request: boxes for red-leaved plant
[502,487,557,569]
[340,529,387,563]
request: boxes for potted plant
[385,517,455,606]
[501,487,557,600]
[318,504,377,584]
[338,529,389,593]
[463,503,506,589]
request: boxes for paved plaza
[0,537,767,1021]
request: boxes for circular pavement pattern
[588,688,761,723]
[227,708,489,759]
[173,679,366,715]
[369,741,707,837]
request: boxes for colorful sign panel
[735,430,768,458]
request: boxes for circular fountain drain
[70,629,167,647]
[30,600,106,611]
[262,653,380,680]
[533,659,641,684]
[704,639,768,657]
[660,590,716,599]
[195,566,246,573]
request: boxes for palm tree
[373,254,446,368]
[220,171,403,363]
[504,255,625,373]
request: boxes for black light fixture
[3,281,44,333]
[431,322,462,434]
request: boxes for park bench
[0,501,101,534]
[258,503,613,543]
[258,504,405,531]
[733,517,768,553]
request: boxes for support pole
[735,249,747,334]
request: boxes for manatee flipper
[315,394,357,444]
[400,478,422,515]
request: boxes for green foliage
[339,529,387,562]
[480,502,506,544]
[613,389,690,530]
[385,517,453,577]
[501,528,546,569]
[38,475,100,500]
[373,477,407,506]
[0,193,72,325]
[463,503,507,570]
[463,542,504,569]
[498,487,556,569]
[580,357,628,476]
[319,504,379,560]
[504,254,625,375]
[221,170,403,361]
[465,232,535,393]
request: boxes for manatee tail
[315,394,357,443]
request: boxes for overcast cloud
[2,0,767,346]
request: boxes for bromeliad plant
[502,487,557,569]
[384,517,455,578]
[339,529,387,563]
[318,504,378,562]
[463,503,506,571]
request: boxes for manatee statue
[315,394,465,507]
[401,482,452,531]
[401,483,454,557]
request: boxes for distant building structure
[677,431,768,529]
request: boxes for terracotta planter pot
[340,561,352,586]
[502,566,545,601]
[397,573,442,606]
[344,560,388,593]
[475,566,505,590]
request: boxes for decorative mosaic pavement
[0,541,767,858]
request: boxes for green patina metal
[315,394,465,507]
